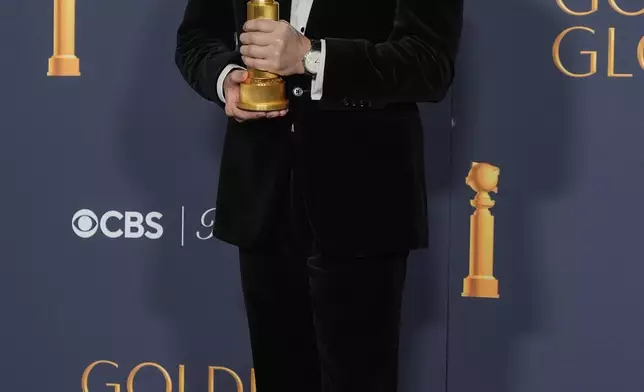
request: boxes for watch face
[305,51,321,74]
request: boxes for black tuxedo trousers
[238,132,409,392]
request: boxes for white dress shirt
[216,0,327,103]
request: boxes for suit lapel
[233,0,244,36]
[278,0,292,21]
[303,0,322,36]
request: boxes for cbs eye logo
[72,209,163,239]
[72,209,99,238]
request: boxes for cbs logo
[72,209,163,239]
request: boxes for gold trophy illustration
[462,162,500,299]
[237,0,289,111]
[48,0,80,76]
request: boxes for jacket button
[293,87,303,97]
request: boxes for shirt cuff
[217,64,246,103]
[310,39,326,101]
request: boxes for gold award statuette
[462,162,500,299]
[237,0,288,111]
[48,0,80,76]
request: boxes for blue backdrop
[1,0,642,391]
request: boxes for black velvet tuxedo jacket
[175,0,463,254]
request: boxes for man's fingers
[226,105,287,121]
[266,109,289,118]
[225,104,234,117]
[228,70,248,83]
[239,32,273,46]
[232,106,267,121]
[241,56,273,72]
[240,44,270,59]
[243,19,277,33]
[225,103,239,120]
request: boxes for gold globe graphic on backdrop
[48,0,80,76]
[462,162,501,299]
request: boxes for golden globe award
[237,0,289,111]
[462,162,500,299]
[48,0,81,76]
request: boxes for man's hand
[223,69,288,122]
[240,19,311,76]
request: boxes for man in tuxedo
[175,0,462,390]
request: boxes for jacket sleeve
[174,0,243,108]
[321,0,463,103]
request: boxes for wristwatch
[302,39,322,76]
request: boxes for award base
[237,77,288,112]
[48,55,80,76]
[462,275,499,298]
